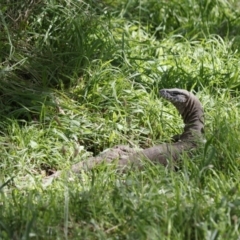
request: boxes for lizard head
[159,88,192,115]
[159,88,189,103]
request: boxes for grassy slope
[0,0,240,239]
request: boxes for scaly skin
[43,88,204,183]
[115,88,204,169]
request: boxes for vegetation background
[1,0,240,239]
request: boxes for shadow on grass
[0,0,117,126]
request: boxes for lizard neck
[175,93,204,141]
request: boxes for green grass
[1,0,240,239]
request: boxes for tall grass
[106,0,240,40]
[1,0,240,239]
